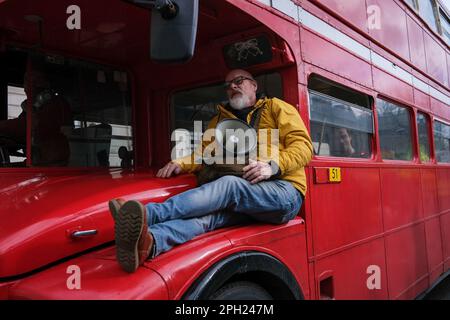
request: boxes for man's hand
[242,160,273,184]
[156,161,182,178]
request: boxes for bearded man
[110,69,313,273]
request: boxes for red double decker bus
[0,0,449,300]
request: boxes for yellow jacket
[173,97,313,196]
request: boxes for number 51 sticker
[328,167,342,182]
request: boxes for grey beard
[229,94,252,110]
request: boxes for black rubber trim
[182,251,303,300]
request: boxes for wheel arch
[182,251,304,300]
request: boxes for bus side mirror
[151,0,198,63]
[124,0,198,63]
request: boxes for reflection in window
[405,0,419,10]
[417,113,431,162]
[5,86,27,165]
[308,77,373,159]
[439,9,450,45]
[29,55,133,168]
[434,120,450,163]
[0,49,133,168]
[171,73,282,158]
[377,99,412,161]
[419,0,439,32]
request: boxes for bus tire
[209,281,273,300]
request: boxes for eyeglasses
[223,76,255,89]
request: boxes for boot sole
[115,201,145,273]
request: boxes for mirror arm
[156,0,178,20]
[125,0,178,19]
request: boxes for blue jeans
[146,176,303,257]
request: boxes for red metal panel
[366,0,410,61]
[147,220,309,300]
[0,170,196,278]
[8,248,169,299]
[372,67,414,106]
[301,0,371,47]
[310,167,383,255]
[424,217,444,285]
[441,212,450,270]
[406,16,427,72]
[224,220,310,300]
[315,0,369,33]
[447,53,450,88]
[380,168,423,231]
[437,168,450,212]
[431,97,450,121]
[148,230,235,299]
[421,169,439,218]
[385,223,428,299]
[313,167,337,184]
[414,88,431,111]
[423,33,449,88]
[314,238,388,299]
[301,29,373,88]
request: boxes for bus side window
[434,120,450,163]
[377,99,413,161]
[308,76,373,159]
[417,112,431,162]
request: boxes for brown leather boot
[108,198,126,221]
[115,200,154,273]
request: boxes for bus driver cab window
[0,50,134,168]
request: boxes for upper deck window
[419,0,440,32]
[405,0,419,10]
[434,120,450,163]
[377,99,413,161]
[439,8,450,45]
[308,76,373,159]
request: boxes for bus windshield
[0,50,133,168]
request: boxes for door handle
[71,229,98,238]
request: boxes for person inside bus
[0,71,73,166]
[331,127,369,158]
[109,69,313,273]
[332,127,356,157]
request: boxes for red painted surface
[380,168,424,231]
[366,0,410,62]
[301,28,373,88]
[315,0,368,33]
[8,247,170,300]
[413,88,431,112]
[423,33,449,88]
[0,0,449,300]
[407,16,427,72]
[314,0,449,91]
[0,169,196,278]
[372,67,414,106]
[437,168,450,212]
[448,53,450,86]
[431,96,450,121]
[385,223,429,299]
[421,169,439,218]
[441,212,450,270]
[424,217,444,284]
[314,238,388,299]
[310,166,383,255]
